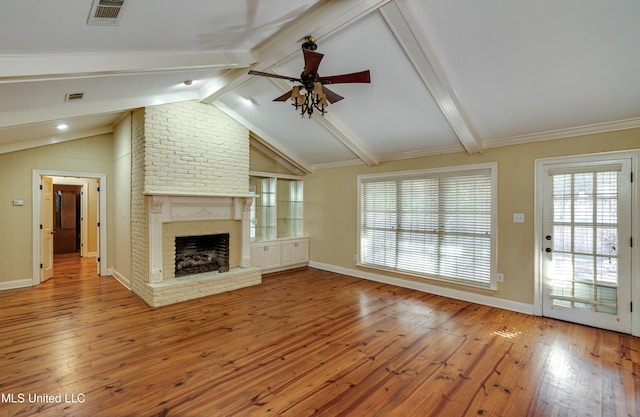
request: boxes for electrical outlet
[497,273,504,283]
[353,254,358,262]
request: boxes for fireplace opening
[175,233,230,277]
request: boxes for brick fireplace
[140,192,260,306]
[130,101,261,307]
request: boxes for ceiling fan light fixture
[290,86,300,101]
[248,35,370,118]
[312,82,323,99]
[290,84,327,118]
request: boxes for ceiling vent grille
[87,0,126,26]
[65,92,85,102]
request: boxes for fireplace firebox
[175,233,230,277]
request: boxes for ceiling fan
[248,36,371,117]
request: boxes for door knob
[545,247,552,253]
[545,235,552,240]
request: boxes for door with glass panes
[540,157,632,333]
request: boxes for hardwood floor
[1,253,639,417]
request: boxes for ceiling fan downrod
[301,35,317,51]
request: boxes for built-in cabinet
[249,173,308,272]
[250,237,309,272]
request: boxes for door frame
[51,178,93,257]
[32,170,108,284]
[534,150,640,335]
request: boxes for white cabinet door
[251,242,282,270]
[281,238,309,266]
[250,244,265,268]
[293,239,309,263]
[263,242,282,269]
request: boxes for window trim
[357,163,498,290]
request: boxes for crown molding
[379,144,466,162]
[483,117,640,149]
[310,143,466,171]
[311,158,366,171]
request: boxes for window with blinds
[358,164,497,289]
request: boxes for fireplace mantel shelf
[144,191,257,199]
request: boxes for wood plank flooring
[0,253,639,416]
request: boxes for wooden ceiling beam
[0,51,254,83]
[379,0,483,154]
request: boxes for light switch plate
[513,213,525,223]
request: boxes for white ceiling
[2,0,640,172]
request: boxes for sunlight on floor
[491,328,522,339]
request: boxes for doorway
[32,170,108,284]
[53,184,82,254]
[535,151,638,334]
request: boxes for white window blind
[359,166,496,288]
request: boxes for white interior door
[96,180,101,269]
[41,176,54,282]
[540,157,632,333]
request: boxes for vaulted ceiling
[2,0,639,173]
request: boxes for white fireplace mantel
[145,192,256,283]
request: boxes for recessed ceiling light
[57,123,69,130]
[242,97,258,107]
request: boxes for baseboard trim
[110,268,131,290]
[308,261,534,315]
[0,279,33,290]
[261,262,309,274]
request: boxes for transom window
[357,164,497,289]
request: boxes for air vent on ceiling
[87,0,126,26]
[65,92,85,102]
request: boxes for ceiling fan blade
[302,48,324,77]
[248,70,300,83]
[322,86,344,104]
[273,89,293,102]
[319,70,370,85]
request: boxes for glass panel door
[541,158,632,333]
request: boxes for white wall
[112,113,132,287]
